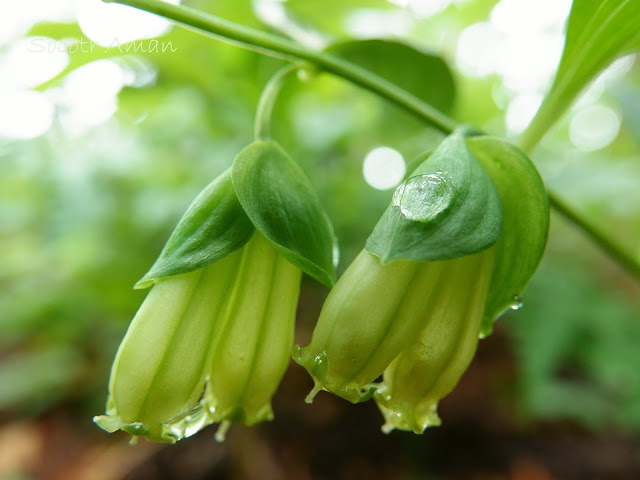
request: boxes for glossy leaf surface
[232,141,337,286]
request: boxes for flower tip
[375,395,442,434]
[214,421,231,443]
[93,414,119,433]
[381,422,395,435]
[305,381,324,404]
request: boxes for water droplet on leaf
[510,295,523,310]
[392,173,454,223]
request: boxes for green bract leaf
[326,39,456,113]
[231,141,337,287]
[366,132,502,263]
[467,136,549,336]
[135,169,254,289]
[522,0,640,150]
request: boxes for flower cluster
[95,132,548,441]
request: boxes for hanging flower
[295,132,549,433]
[95,140,336,442]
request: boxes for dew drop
[392,173,454,223]
[162,392,215,441]
[122,422,148,437]
[510,295,523,310]
[392,181,405,206]
[314,353,326,366]
[311,350,329,378]
[291,344,302,359]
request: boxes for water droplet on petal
[393,173,454,223]
[510,295,523,310]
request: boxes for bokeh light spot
[363,146,406,190]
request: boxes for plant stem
[254,64,299,141]
[549,192,640,278]
[103,0,457,134]
[105,0,640,281]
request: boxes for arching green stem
[103,0,640,282]
[254,64,300,141]
[102,0,457,134]
[548,192,640,279]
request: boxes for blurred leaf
[366,132,502,262]
[510,261,640,430]
[232,140,337,286]
[523,0,640,148]
[136,169,254,289]
[467,136,549,335]
[326,39,456,113]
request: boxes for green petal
[293,250,446,403]
[94,249,244,442]
[374,248,494,434]
[204,233,301,428]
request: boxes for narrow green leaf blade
[326,39,456,113]
[136,169,254,289]
[522,0,640,150]
[231,141,337,286]
[366,132,502,263]
[467,136,549,335]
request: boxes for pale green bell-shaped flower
[374,247,494,434]
[94,246,243,442]
[293,250,447,403]
[94,233,301,443]
[202,231,301,440]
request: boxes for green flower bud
[293,250,448,403]
[94,246,244,443]
[94,233,301,443]
[203,232,301,437]
[374,248,494,434]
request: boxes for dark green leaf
[522,0,640,150]
[326,39,456,113]
[136,169,254,289]
[366,132,502,263]
[467,136,549,335]
[232,141,337,286]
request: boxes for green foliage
[467,137,549,334]
[510,260,640,430]
[136,169,254,288]
[2,0,640,444]
[522,0,640,150]
[232,140,337,286]
[327,39,456,113]
[366,132,502,262]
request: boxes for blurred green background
[1,0,639,479]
